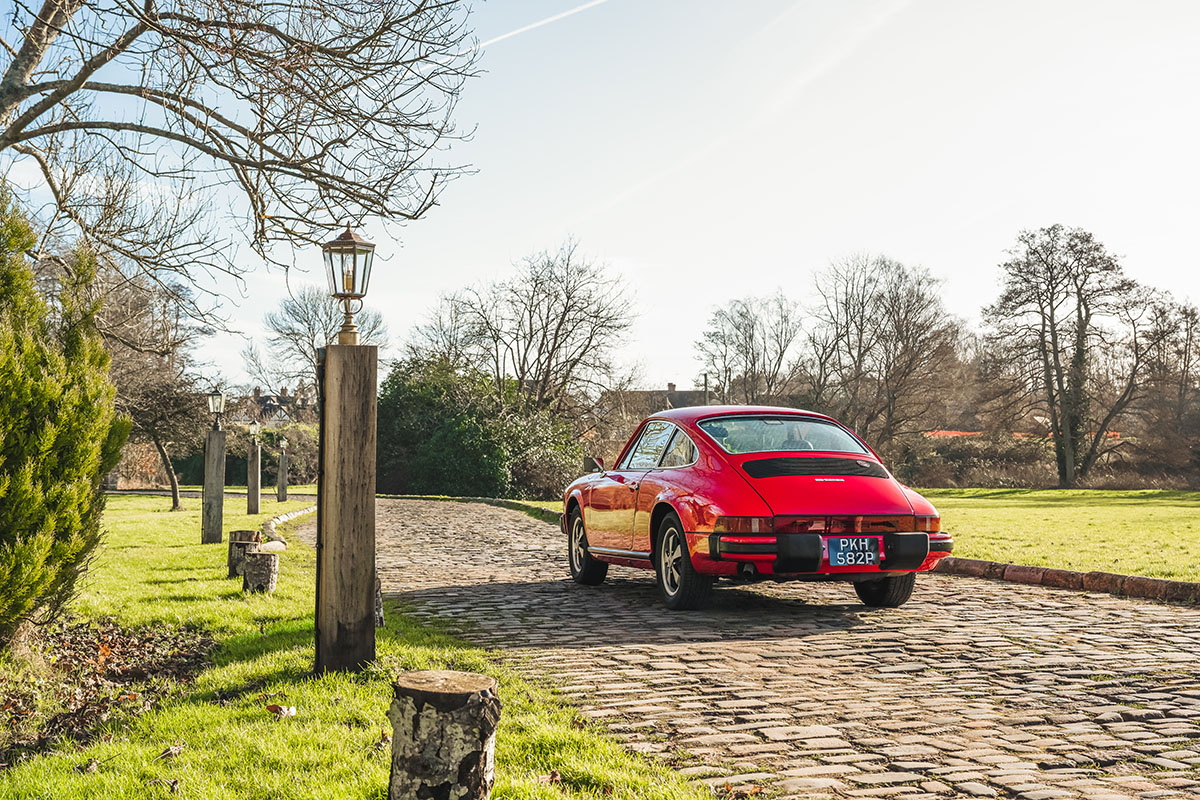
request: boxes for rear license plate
[827,536,879,567]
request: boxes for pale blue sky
[209,0,1200,390]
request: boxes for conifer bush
[0,195,128,649]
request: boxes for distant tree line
[694,225,1200,489]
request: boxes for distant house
[228,385,316,428]
[599,382,710,419]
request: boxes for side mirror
[583,456,605,473]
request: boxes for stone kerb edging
[262,505,317,541]
[935,556,1200,604]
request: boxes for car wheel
[854,572,916,608]
[655,513,712,610]
[568,508,608,585]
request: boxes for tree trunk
[387,670,502,800]
[152,433,183,511]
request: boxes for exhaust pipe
[738,562,757,578]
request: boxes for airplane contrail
[477,0,615,49]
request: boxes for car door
[586,420,674,552]
[630,426,699,553]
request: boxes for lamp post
[315,223,379,674]
[247,420,261,515]
[202,389,227,544]
[277,436,288,502]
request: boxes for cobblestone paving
[302,499,1200,799]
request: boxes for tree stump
[242,551,279,593]
[227,529,261,578]
[387,671,502,800]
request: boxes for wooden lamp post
[315,223,378,674]
[202,389,226,544]
[247,420,261,515]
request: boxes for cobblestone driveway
[330,499,1200,799]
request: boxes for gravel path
[297,499,1200,799]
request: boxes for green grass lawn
[924,488,1200,582]
[0,496,706,800]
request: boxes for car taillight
[713,517,774,534]
[915,515,940,532]
[773,517,825,533]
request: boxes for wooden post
[387,671,502,800]
[247,439,261,515]
[315,344,377,673]
[202,429,226,544]
[277,447,288,502]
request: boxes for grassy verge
[0,496,707,800]
[925,488,1200,582]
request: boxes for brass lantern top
[321,223,376,301]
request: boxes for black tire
[655,512,712,610]
[568,508,608,585]
[854,572,916,608]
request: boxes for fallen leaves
[715,783,764,799]
[0,617,214,768]
[146,777,180,794]
[153,742,185,761]
[538,770,562,785]
[265,704,297,719]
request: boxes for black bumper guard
[709,531,934,573]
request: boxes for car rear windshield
[698,415,868,455]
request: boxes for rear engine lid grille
[743,457,889,479]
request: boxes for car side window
[658,428,697,468]
[623,421,674,469]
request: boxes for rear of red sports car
[564,406,953,609]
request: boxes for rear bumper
[701,531,952,575]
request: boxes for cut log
[242,551,279,593]
[227,530,261,577]
[387,670,501,800]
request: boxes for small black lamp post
[207,389,226,430]
[201,388,227,544]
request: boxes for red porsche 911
[562,406,952,610]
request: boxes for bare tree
[0,0,477,318]
[799,255,961,456]
[695,292,803,404]
[421,240,634,415]
[243,284,387,393]
[97,269,209,510]
[985,225,1170,487]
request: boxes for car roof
[650,405,840,426]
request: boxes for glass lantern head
[321,224,376,301]
[207,389,225,415]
